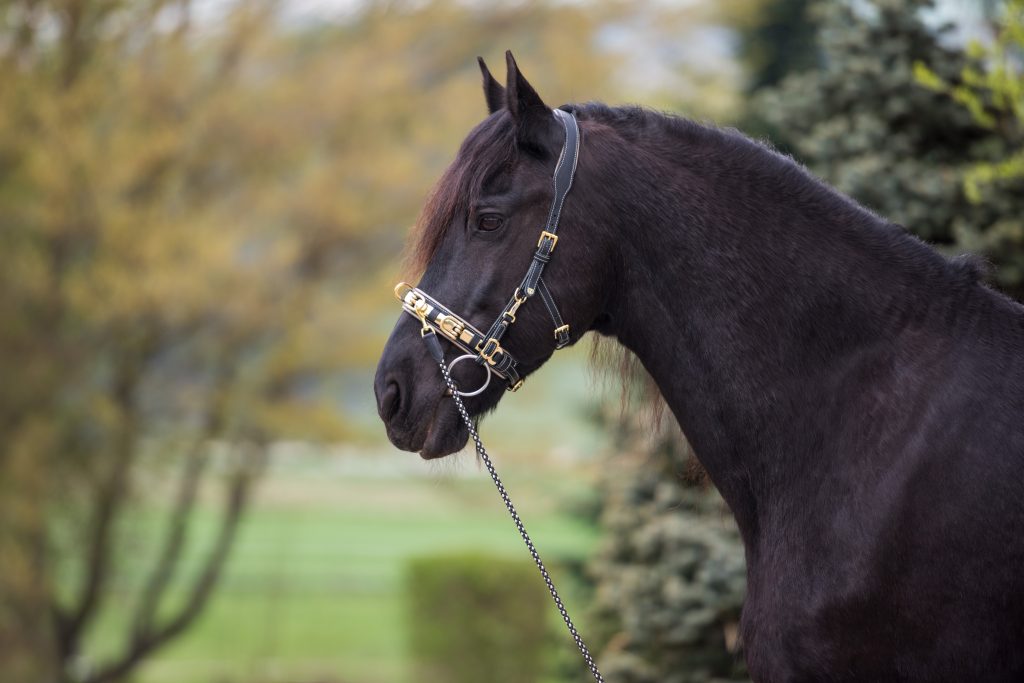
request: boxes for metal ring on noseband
[446,354,492,397]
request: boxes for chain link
[438,361,605,683]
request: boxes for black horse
[374,53,1024,681]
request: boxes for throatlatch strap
[536,279,570,348]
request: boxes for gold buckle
[553,324,570,340]
[437,314,464,339]
[393,281,414,302]
[408,294,431,335]
[504,288,528,323]
[537,231,558,252]
[476,338,502,365]
[509,379,524,392]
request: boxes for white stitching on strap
[537,278,564,328]
[547,109,580,232]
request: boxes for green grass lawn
[84,349,607,683]
[86,463,601,683]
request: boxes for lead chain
[438,361,605,683]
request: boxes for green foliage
[589,418,748,683]
[406,553,549,683]
[736,0,818,91]
[914,0,1024,202]
[756,0,1024,299]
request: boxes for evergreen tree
[756,0,1024,298]
[589,410,748,683]
[737,0,819,92]
[915,0,1024,207]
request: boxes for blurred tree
[734,0,818,92]
[0,3,350,681]
[718,0,820,153]
[755,0,1024,298]
[915,0,1024,202]
[587,409,748,683]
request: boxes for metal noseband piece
[394,282,523,390]
[446,354,491,397]
[394,107,581,393]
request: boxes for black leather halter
[395,108,581,395]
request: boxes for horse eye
[477,214,504,232]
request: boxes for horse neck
[595,121,964,543]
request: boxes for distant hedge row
[406,554,548,683]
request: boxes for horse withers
[374,52,1024,682]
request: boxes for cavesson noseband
[394,107,580,396]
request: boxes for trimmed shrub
[406,553,548,683]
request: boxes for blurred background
[1,1,1021,682]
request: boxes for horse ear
[504,50,558,155]
[478,57,505,114]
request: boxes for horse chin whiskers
[418,400,468,460]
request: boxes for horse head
[374,52,613,458]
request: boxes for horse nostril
[379,380,402,422]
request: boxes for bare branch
[83,447,263,683]
[52,338,152,663]
[127,445,208,637]
[59,0,85,89]
[129,358,238,638]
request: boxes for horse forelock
[405,112,519,276]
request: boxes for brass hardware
[553,324,570,340]
[394,281,414,302]
[509,379,524,392]
[504,288,529,323]
[477,338,502,365]
[394,282,435,336]
[406,292,432,336]
[438,314,464,339]
[412,297,429,319]
[537,231,558,252]
[459,329,475,345]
